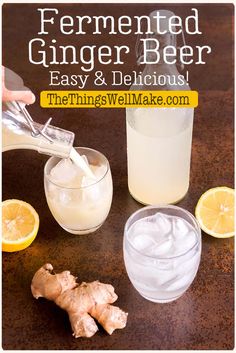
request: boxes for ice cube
[176,252,200,276]
[159,274,179,289]
[81,162,107,186]
[129,213,171,242]
[165,273,192,292]
[174,230,197,255]
[93,164,107,179]
[81,163,109,203]
[81,176,103,203]
[59,190,71,204]
[81,175,95,188]
[150,238,173,257]
[150,267,177,287]
[47,183,58,199]
[128,219,159,241]
[132,234,156,253]
[173,217,191,239]
[50,159,78,186]
[132,278,156,292]
[126,258,174,289]
[154,213,172,235]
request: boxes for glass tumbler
[123,205,201,303]
[44,147,113,234]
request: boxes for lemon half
[195,187,234,238]
[2,199,39,252]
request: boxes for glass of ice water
[44,147,113,234]
[123,205,201,303]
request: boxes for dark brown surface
[2,3,234,350]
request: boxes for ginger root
[31,263,128,338]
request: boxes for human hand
[2,66,35,105]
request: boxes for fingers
[2,66,36,105]
[3,66,24,88]
[2,88,36,105]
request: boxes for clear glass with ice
[44,147,113,234]
[123,205,201,303]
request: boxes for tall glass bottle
[126,10,194,205]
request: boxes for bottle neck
[2,112,75,158]
[138,32,178,68]
[142,61,179,75]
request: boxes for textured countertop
[2,3,234,350]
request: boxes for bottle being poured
[2,67,95,179]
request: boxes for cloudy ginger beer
[126,10,194,204]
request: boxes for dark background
[2,3,234,350]
[2,3,234,92]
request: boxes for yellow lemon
[195,187,234,238]
[2,199,39,252]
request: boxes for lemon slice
[195,187,234,238]
[2,199,39,252]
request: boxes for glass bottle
[2,101,74,158]
[126,10,194,205]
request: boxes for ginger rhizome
[31,263,128,338]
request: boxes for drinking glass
[44,147,113,234]
[123,205,201,303]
